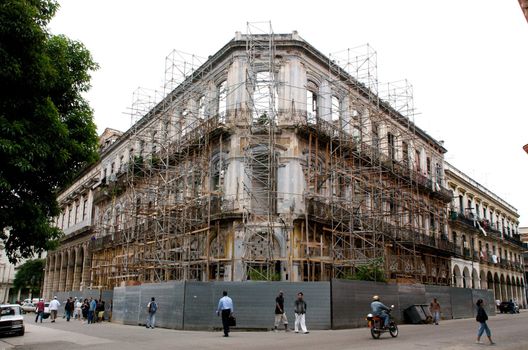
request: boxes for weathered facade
[43,29,522,301]
[42,130,121,298]
[445,162,525,306]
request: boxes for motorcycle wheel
[370,327,381,339]
[389,324,398,338]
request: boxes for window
[68,207,73,227]
[402,141,409,165]
[458,195,464,213]
[331,95,340,122]
[415,149,421,172]
[483,207,487,219]
[352,126,361,142]
[372,124,379,152]
[426,157,431,177]
[111,162,115,174]
[475,203,480,219]
[252,71,277,124]
[387,132,395,161]
[75,202,79,224]
[119,155,124,172]
[306,81,318,123]
[103,168,107,180]
[61,212,65,229]
[218,81,227,122]
[82,199,88,221]
[198,95,206,119]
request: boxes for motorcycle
[366,306,398,339]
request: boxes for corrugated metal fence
[54,279,495,330]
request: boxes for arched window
[252,71,277,124]
[306,80,318,124]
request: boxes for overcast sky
[49,0,528,226]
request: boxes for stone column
[59,251,67,292]
[80,245,91,290]
[52,254,60,295]
[72,247,82,290]
[42,257,50,298]
[65,249,75,291]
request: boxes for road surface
[1,311,526,349]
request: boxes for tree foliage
[13,259,45,295]
[0,0,99,262]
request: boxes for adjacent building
[445,162,525,305]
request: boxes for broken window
[387,132,395,161]
[331,95,340,122]
[198,95,206,119]
[218,80,227,122]
[306,80,318,124]
[252,71,277,125]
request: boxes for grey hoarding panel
[425,285,453,320]
[472,289,495,317]
[183,281,330,330]
[137,281,185,329]
[450,287,473,319]
[397,284,426,321]
[331,279,399,329]
[123,285,141,325]
[112,287,126,324]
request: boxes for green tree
[0,0,99,262]
[13,259,45,296]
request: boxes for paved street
[1,312,527,350]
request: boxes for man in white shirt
[49,296,61,323]
[74,298,82,320]
[216,291,234,337]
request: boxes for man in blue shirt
[370,295,390,328]
[88,298,97,324]
[216,291,234,337]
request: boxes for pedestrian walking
[274,291,289,332]
[96,299,105,322]
[475,299,495,345]
[81,299,89,322]
[430,298,441,325]
[146,297,158,329]
[65,297,74,321]
[294,292,308,334]
[74,298,82,320]
[35,299,45,323]
[49,296,61,323]
[216,291,233,337]
[88,297,97,324]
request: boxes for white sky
[49,0,528,226]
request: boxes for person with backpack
[146,297,158,329]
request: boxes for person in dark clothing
[64,297,74,322]
[81,299,89,321]
[294,292,308,334]
[476,299,495,345]
[274,291,289,332]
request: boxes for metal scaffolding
[89,27,453,288]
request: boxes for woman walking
[476,299,495,345]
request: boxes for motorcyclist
[370,295,390,328]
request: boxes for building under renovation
[44,26,458,292]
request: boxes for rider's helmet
[372,295,380,301]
